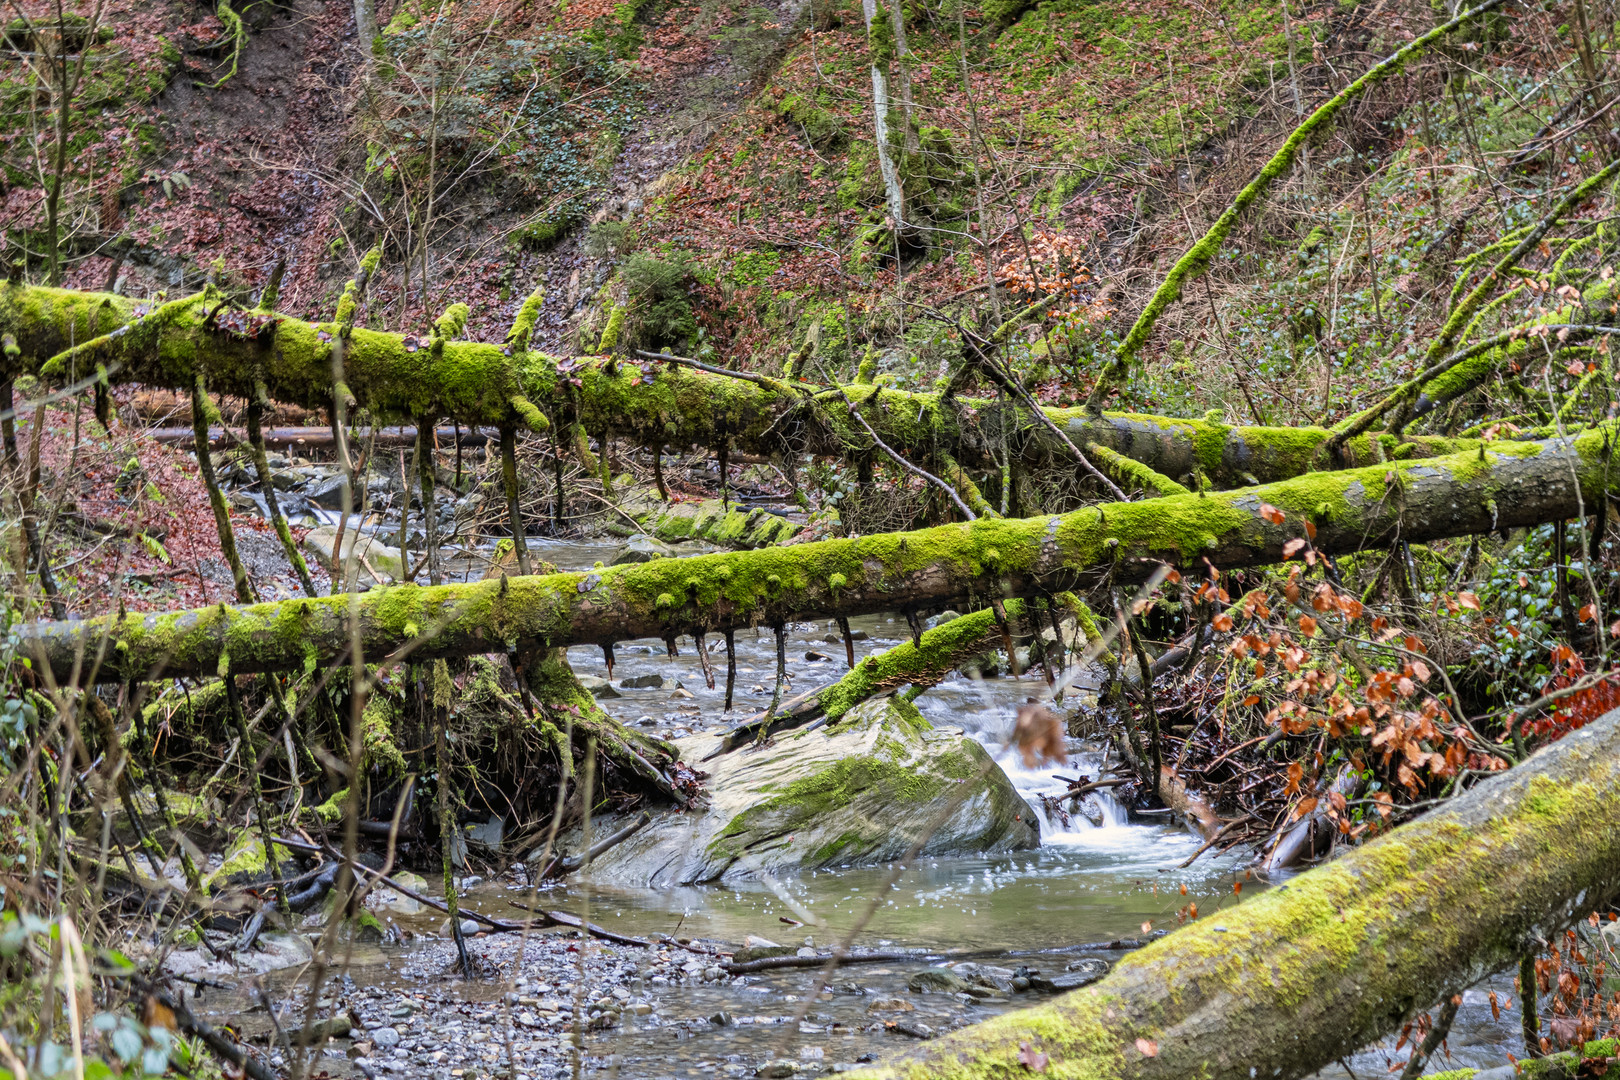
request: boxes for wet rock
[757,1062,798,1078]
[888,1020,935,1039]
[305,473,350,509]
[370,1027,401,1049]
[710,1011,733,1027]
[301,526,404,585]
[295,1016,354,1042]
[1029,958,1109,992]
[576,674,620,698]
[369,874,424,919]
[822,630,868,643]
[924,610,962,629]
[907,970,970,995]
[569,697,1038,885]
[951,962,1017,993]
[620,673,669,690]
[956,651,1001,679]
[671,687,695,699]
[163,932,313,978]
[464,819,504,853]
[610,535,674,564]
[804,651,832,662]
[439,918,481,937]
[866,998,914,1013]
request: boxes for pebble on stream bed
[255,930,862,1080]
[248,925,1021,1080]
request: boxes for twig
[154,990,277,1080]
[724,949,929,975]
[541,811,651,878]
[636,350,796,390]
[1177,813,1255,869]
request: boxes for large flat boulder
[562,697,1038,885]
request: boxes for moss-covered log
[0,282,1481,492]
[714,603,1019,751]
[848,704,1620,1080]
[26,427,1615,685]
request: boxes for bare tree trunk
[887,0,917,155]
[353,0,378,59]
[860,0,906,233]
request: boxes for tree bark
[847,704,1620,1080]
[860,0,907,234]
[27,428,1615,685]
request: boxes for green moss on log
[848,708,1620,1080]
[29,428,1617,685]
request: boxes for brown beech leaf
[1012,703,1067,768]
[1018,1041,1049,1072]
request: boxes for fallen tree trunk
[0,283,1479,491]
[711,603,1016,753]
[847,705,1620,1080]
[147,424,496,451]
[26,428,1613,685]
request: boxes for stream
[194,500,1527,1079]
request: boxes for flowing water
[202,516,1527,1077]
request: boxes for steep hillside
[1,0,1604,431]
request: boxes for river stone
[1030,965,1108,990]
[906,969,970,994]
[575,674,620,698]
[568,697,1038,885]
[620,673,669,690]
[301,526,405,586]
[371,1027,401,1049]
[951,962,1016,993]
[732,943,795,963]
[304,473,350,509]
[610,535,674,564]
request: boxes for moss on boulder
[205,834,301,889]
[563,697,1037,885]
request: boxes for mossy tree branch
[1084,0,1511,411]
[0,284,1491,499]
[27,427,1617,686]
